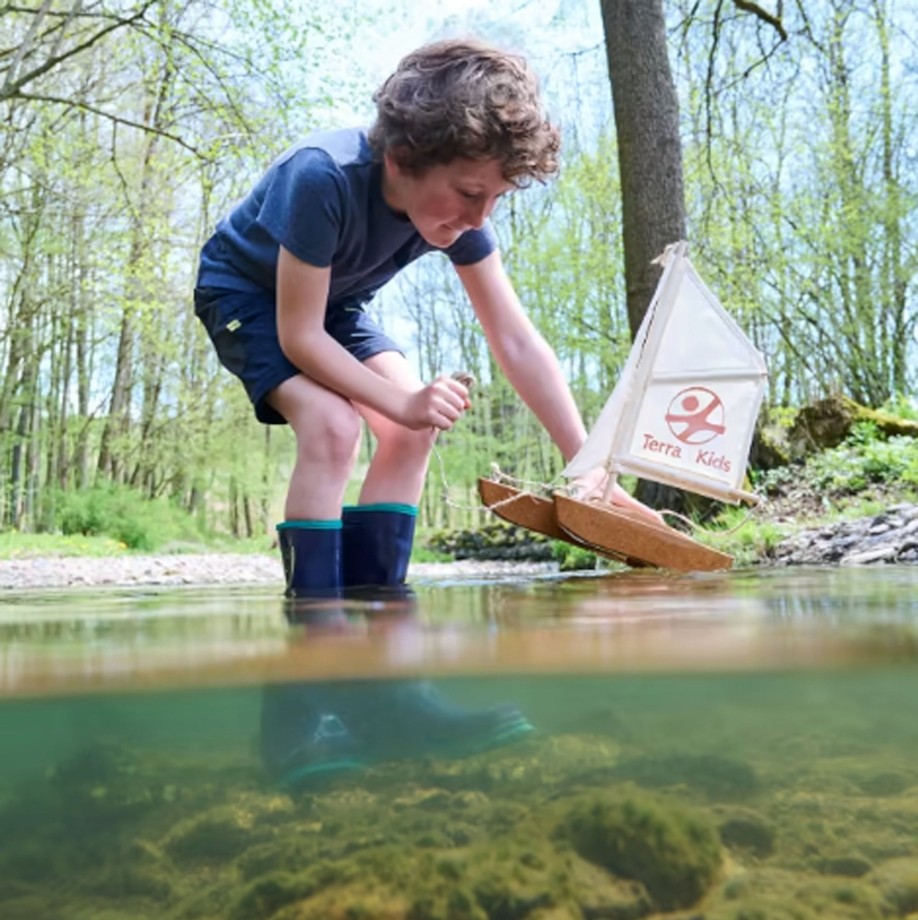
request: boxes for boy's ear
[385,146,424,179]
[383,148,407,175]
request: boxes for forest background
[1,0,916,552]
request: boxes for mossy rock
[788,394,918,458]
[0,895,62,920]
[749,424,792,471]
[47,742,162,828]
[714,805,775,858]
[231,871,323,920]
[165,806,261,863]
[426,522,553,561]
[712,869,887,919]
[557,786,721,910]
[89,864,173,900]
[817,855,873,878]
[610,752,760,801]
[869,858,918,915]
[852,769,912,797]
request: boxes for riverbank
[1,497,915,592]
[0,553,559,592]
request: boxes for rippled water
[1,565,917,919]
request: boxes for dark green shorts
[194,287,402,425]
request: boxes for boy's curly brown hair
[369,38,560,187]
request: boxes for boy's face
[384,156,514,248]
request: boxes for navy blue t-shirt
[197,128,497,308]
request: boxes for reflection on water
[1,564,918,918]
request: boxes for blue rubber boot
[338,504,534,760]
[261,520,366,788]
[276,520,341,598]
[342,503,416,592]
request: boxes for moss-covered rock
[788,394,918,458]
[231,871,324,920]
[426,522,553,561]
[610,752,760,801]
[165,806,262,863]
[557,786,722,910]
[869,858,918,915]
[714,805,776,858]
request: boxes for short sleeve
[445,220,498,265]
[256,148,344,268]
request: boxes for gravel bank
[0,553,557,592]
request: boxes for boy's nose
[463,199,490,230]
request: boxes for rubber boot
[342,503,416,591]
[338,504,534,761]
[261,520,365,787]
[276,520,341,598]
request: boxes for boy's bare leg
[268,374,361,520]
[356,351,437,506]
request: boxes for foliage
[806,434,918,495]
[758,429,918,499]
[702,506,790,567]
[551,541,599,572]
[882,396,918,422]
[0,532,129,560]
[0,0,915,540]
[54,485,206,551]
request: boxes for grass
[0,531,275,561]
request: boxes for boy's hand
[399,375,470,430]
[570,467,666,526]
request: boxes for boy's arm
[276,246,467,431]
[455,250,661,521]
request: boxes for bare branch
[732,0,788,42]
[0,1,156,100]
[1,0,54,92]
[14,91,204,158]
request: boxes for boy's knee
[292,400,361,465]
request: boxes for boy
[196,39,660,785]
[195,37,658,599]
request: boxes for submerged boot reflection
[260,588,533,791]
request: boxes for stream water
[1,564,917,919]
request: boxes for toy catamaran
[479,241,768,572]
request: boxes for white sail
[563,242,768,504]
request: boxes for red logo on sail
[665,387,725,445]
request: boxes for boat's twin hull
[478,478,732,573]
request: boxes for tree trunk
[601,0,693,512]
[601,0,687,338]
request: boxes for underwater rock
[565,856,653,919]
[818,855,873,878]
[165,806,263,864]
[869,857,918,915]
[89,864,173,900]
[47,742,163,829]
[609,752,760,801]
[557,786,721,911]
[231,871,323,920]
[710,865,888,919]
[0,895,61,920]
[236,839,320,882]
[407,734,621,801]
[854,769,912,797]
[713,806,776,858]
